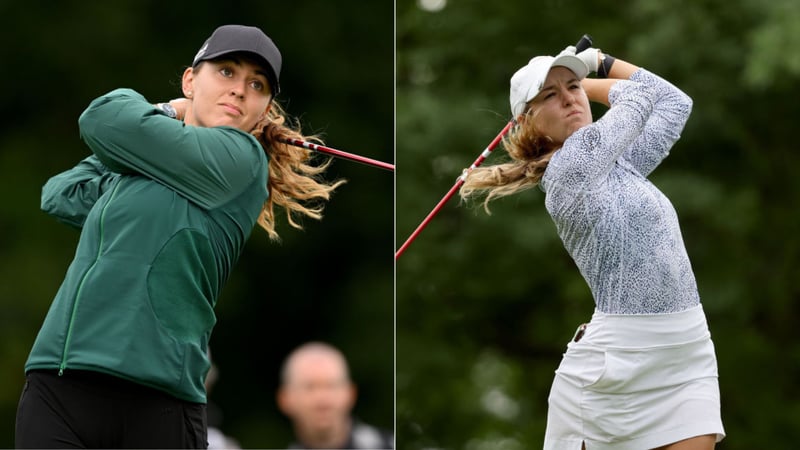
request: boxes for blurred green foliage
[0,1,393,448]
[4,0,800,448]
[397,0,800,449]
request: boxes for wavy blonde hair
[459,109,559,213]
[250,102,346,241]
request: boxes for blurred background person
[277,342,393,449]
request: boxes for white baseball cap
[509,54,589,118]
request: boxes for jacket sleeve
[617,69,693,177]
[77,88,267,210]
[41,155,118,229]
[543,77,655,192]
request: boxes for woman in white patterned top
[460,46,725,449]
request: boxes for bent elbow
[682,93,693,116]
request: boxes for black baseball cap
[192,25,282,96]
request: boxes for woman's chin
[201,117,244,130]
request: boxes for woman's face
[182,54,273,132]
[526,66,592,145]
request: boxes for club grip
[575,34,593,52]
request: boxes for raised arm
[41,155,118,229]
[619,69,692,176]
[581,55,640,106]
[78,89,267,210]
[546,58,656,191]
[582,53,692,176]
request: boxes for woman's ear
[181,67,195,99]
[259,103,272,122]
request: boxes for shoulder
[196,126,268,183]
[351,421,394,449]
[208,127,267,167]
[544,126,601,172]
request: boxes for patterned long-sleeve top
[540,69,696,314]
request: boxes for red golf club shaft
[281,138,394,171]
[395,119,515,259]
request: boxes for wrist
[156,102,178,119]
[598,53,616,78]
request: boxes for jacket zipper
[58,179,122,376]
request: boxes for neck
[183,108,199,127]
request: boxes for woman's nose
[230,80,247,97]
[562,90,576,106]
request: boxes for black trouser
[15,370,207,449]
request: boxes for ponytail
[251,102,346,241]
[460,111,557,213]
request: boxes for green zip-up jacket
[26,88,268,403]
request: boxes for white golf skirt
[544,305,725,449]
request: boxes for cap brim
[551,54,589,80]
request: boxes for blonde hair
[251,102,346,241]
[459,109,558,213]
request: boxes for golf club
[281,138,394,172]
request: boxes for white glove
[558,45,577,57]
[577,48,601,73]
[558,45,600,75]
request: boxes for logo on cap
[193,42,209,65]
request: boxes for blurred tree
[0,1,393,448]
[397,0,800,449]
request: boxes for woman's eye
[250,80,265,91]
[545,93,556,99]
[220,67,233,77]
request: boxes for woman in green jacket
[15,25,343,449]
